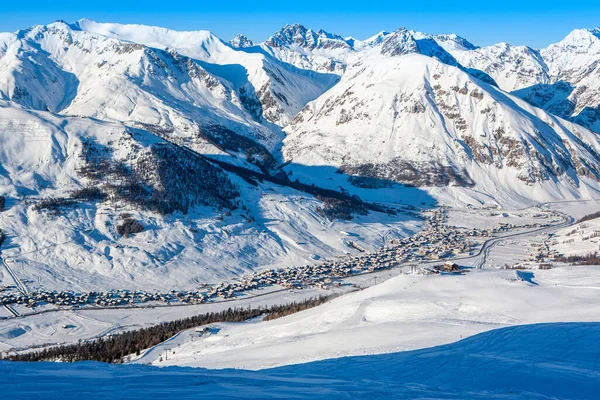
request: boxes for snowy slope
[3,322,600,399]
[137,266,600,369]
[0,20,285,161]
[228,34,254,49]
[553,217,600,256]
[444,28,600,132]
[451,43,550,91]
[519,28,600,132]
[0,101,420,291]
[72,19,340,127]
[259,26,483,77]
[433,33,479,52]
[283,54,600,205]
[1,19,600,292]
[258,24,350,74]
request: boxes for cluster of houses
[528,236,560,262]
[0,288,208,309]
[390,208,480,260]
[0,208,554,314]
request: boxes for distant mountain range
[0,19,599,290]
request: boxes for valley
[0,199,595,360]
[0,16,599,399]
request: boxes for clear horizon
[1,1,600,48]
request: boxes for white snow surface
[2,322,600,399]
[70,19,340,127]
[134,266,600,370]
[283,54,600,206]
[553,217,600,256]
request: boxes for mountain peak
[265,24,351,50]
[433,34,478,51]
[229,33,254,48]
[559,28,600,47]
[380,28,459,66]
[380,28,419,56]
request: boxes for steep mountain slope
[259,24,349,74]
[283,54,600,204]
[72,19,340,127]
[450,43,550,91]
[228,34,254,48]
[260,27,495,87]
[433,33,479,52]
[0,101,419,291]
[517,28,600,132]
[0,20,283,167]
[1,19,600,292]
[444,28,600,132]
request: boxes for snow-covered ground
[0,286,337,352]
[0,169,421,292]
[2,322,599,399]
[0,201,592,354]
[130,265,600,370]
[553,218,600,256]
[0,19,599,398]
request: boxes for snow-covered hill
[283,54,600,205]
[135,266,600,370]
[0,19,600,291]
[71,19,340,127]
[3,322,600,398]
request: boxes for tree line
[1,294,336,364]
[577,211,600,224]
[555,252,600,265]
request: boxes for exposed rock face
[442,28,600,132]
[283,55,600,191]
[229,34,254,48]
[265,24,351,50]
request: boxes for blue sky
[1,1,599,48]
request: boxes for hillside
[0,19,599,292]
[283,54,600,205]
[2,322,599,399]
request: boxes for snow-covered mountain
[71,19,340,127]
[228,34,254,48]
[440,28,600,132]
[522,28,600,132]
[450,43,550,91]
[264,23,351,51]
[433,33,479,52]
[258,24,349,75]
[0,20,287,167]
[1,19,600,291]
[283,54,600,204]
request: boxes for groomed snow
[2,322,600,399]
[133,265,600,370]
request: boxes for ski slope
[2,322,599,399]
[134,265,600,370]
